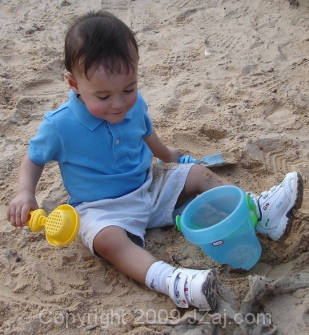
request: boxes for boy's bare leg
[177,164,231,204]
[93,226,157,283]
[93,224,218,310]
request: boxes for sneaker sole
[201,269,217,311]
[281,172,304,238]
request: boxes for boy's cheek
[87,103,107,118]
[129,92,138,109]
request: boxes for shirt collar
[67,90,133,130]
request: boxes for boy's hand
[158,154,201,165]
[156,147,186,164]
[165,146,183,163]
[7,191,38,227]
[144,131,185,163]
[7,154,43,227]
[177,155,201,164]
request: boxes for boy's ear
[64,73,79,94]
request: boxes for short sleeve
[28,112,66,165]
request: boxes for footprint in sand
[266,106,302,130]
[167,0,204,11]
[240,71,280,92]
[0,79,16,108]
[162,51,188,67]
[21,79,66,97]
[246,136,308,181]
[100,0,130,10]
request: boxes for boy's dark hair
[64,11,139,77]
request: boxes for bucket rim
[179,185,250,244]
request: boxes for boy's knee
[93,226,128,258]
[186,164,210,185]
[190,164,219,180]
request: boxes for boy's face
[65,64,138,124]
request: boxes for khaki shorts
[76,163,193,256]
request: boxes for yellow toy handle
[27,209,47,232]
[27,205,80,248]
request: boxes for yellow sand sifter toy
[27,204,80,247]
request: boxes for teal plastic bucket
[178,186,261,270]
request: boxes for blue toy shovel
[201,152,236,167]
[158,152,236,167]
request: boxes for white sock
[145,261,175,295]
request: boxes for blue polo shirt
[28,90,153,206]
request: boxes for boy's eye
[124,88,135,93]
[98,95,109,100]
[97,87,135,100]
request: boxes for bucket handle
[175,215,182,232]
[246,194,258,227]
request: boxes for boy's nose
[111,97,125,110]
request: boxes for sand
[0,0,308,334]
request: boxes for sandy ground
[0,0,309,334]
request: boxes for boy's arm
[144,131,183,163]
[7,154,44,227]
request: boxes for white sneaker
[166,268,217,310]
[252,172,303,241]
